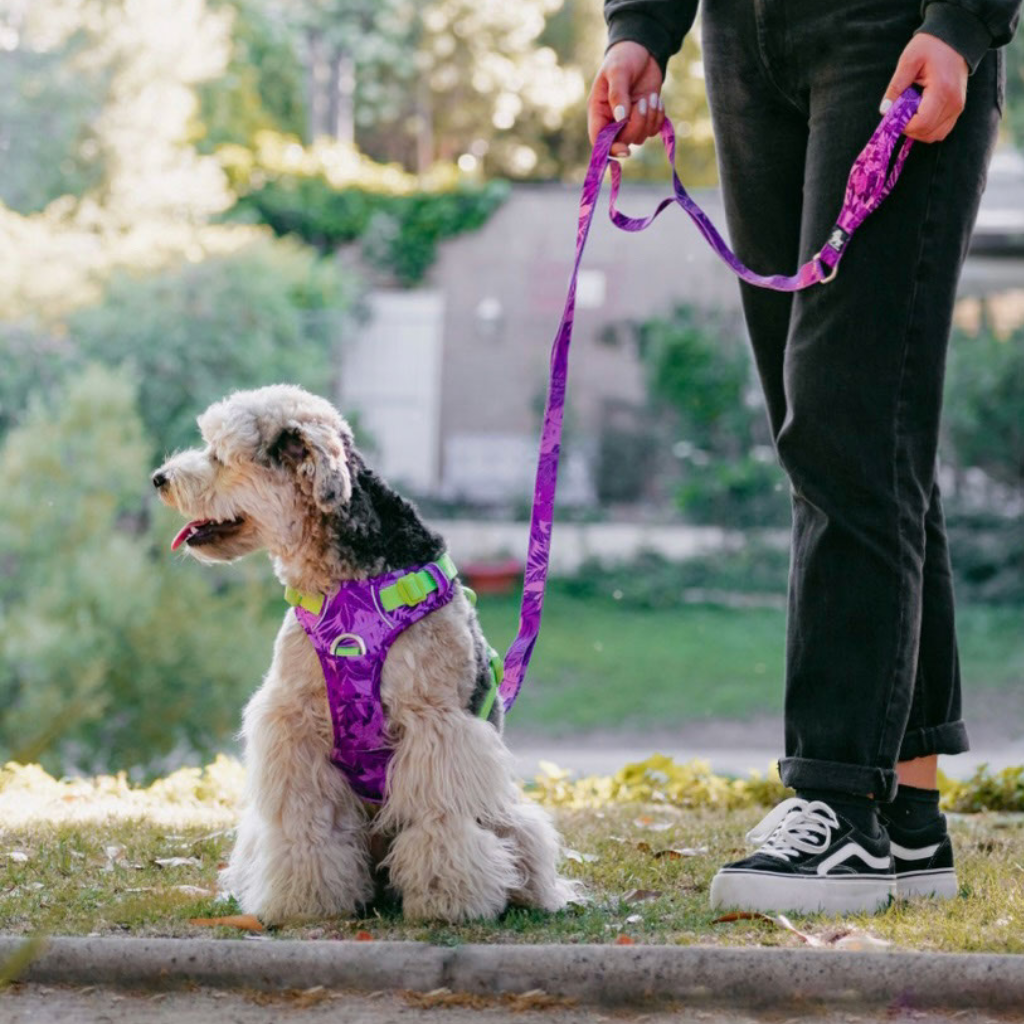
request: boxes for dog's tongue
[171,519,209,551]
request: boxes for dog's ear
[268,422,352,514]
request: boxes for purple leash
[499,87,922,712]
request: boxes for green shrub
[558,547,790,610]
[945,323,1024,491]
[0,366,280,776]
[676,455,790,528]
[68,239,356,457]
[230,178,509,285]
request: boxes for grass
[475,592,1024,732]
[2,804,1024,953]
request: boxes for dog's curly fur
[153,384,574,924]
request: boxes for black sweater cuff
[606,10,675,76]
[915,2,993,73]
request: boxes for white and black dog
[153,384,573,923]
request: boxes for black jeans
[701,0,1003,801]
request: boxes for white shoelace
[745,798,840,861]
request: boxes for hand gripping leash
[499,87,922,712]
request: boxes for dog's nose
[152,471,169,490]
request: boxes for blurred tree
[0,0,247,317]
[67,239,356,457]
[195,0,307,150]
[0,24,106,213]
[0,365,278,775]
[945,318,1024,493]
[637,304,790,526]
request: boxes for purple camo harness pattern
[293,561,458,803]
[293,87,920,803]
[499,87,922,712]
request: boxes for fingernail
[638,98,647,116]
[650,92,659,110]
[614,104,626,120]
[879,98,893,114]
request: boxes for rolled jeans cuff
[779,756,899,803]
[898,720,970,762]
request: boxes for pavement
[4,937,1024,1013]
[509,720,1024,783]
[5,984,1023,1024]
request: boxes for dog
[152,384,574,924]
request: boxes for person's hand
[587,41,665,157]
[881,33,969,143]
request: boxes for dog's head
[152,385,353,564]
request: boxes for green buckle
[394,571,428,607]
[283,585,324,617]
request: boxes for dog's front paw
[386,821,521,922]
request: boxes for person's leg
[775,0,1000,804]
[701,0,807,443]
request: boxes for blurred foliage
[945,320,1024,492]
[231,173,509,285]
[941,763,1024,813]
[558,548,791,609]
[636,305,791,527]
[531,755,790,810]
[0,0,247,317]
[0,28,106,214]
[0,367,280,776]
[67,239,355,456]
[196,0,307,150]
[947,512,1024,604]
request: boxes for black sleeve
[604,0,699,76]
[915,0,1021,72]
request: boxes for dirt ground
[4,985,1024,1024]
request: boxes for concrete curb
[3,937,1024,1008]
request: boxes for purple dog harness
[287,88,921,800]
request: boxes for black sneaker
[882,813,958,900]
[710,798,896,914]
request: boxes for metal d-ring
[330,633,367,657]
[814,251,840,284]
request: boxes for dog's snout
[152,470,169,490]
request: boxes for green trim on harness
[283,586,324,617]
[477,645,502,721]
[284,552,501,722]
[380,553,458,612]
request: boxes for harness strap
[498,88,921,713]
[380,553,458,611]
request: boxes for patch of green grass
[475,593,1024,731]
[3,808,1024,952]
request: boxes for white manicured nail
[650,92,659,110]
[614,104,626,120]
[879,98,893,114]
[638,98,647,116]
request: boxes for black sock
[795,788,879,837]
[882,784,942,831]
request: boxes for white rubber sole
[710,869,897,915]
[897,869,958,900]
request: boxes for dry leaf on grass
[632,817,673,831]
[7,851,29,863]
[622,888,663,904]
[154,857,202,868]
[170,885,214,897]
[830,930,892,951]
[189,914,264,932]
[563,848,599,864]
